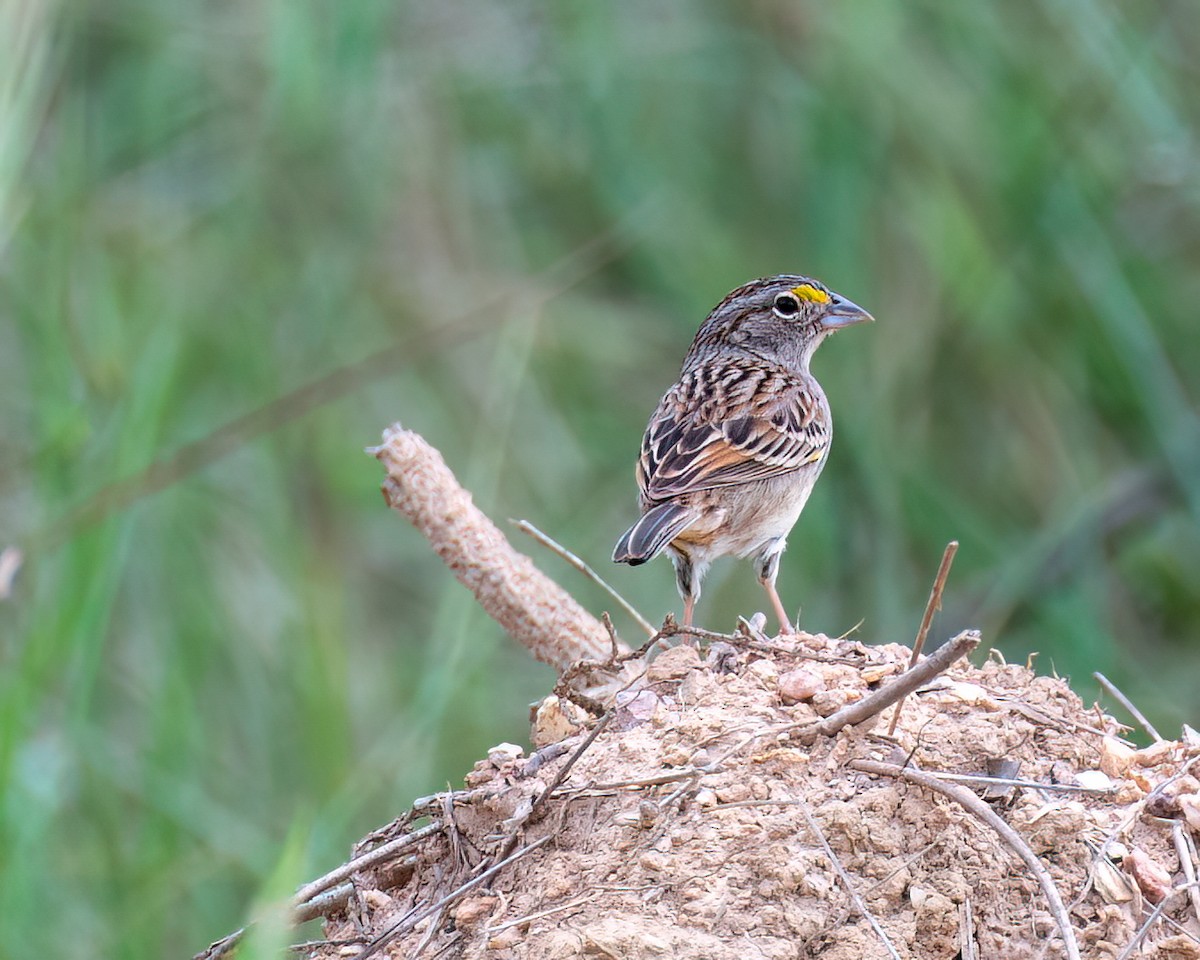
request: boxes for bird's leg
[672,548,700,645]
[761,580,794,635]
[756,547,794,635]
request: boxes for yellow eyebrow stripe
[791,283,830,304]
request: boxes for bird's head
[688,275,873,370]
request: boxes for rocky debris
[310,632,1200,959]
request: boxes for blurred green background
[2,0,1198,955]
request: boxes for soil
[311,632,1200,959]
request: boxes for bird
[612,275,872,634]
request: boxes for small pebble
[778,668,825,704]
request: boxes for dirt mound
[310,632,1200,959]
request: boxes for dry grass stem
[1115,895,1173,960]
[888,540,959,735]
[294,884,356,924]
[1093,671,1164,743]
[960,899,978,960]
[295,820,444,907]
[370,425,619,669]
[1173,821,1200,927]
[529,712,614,817]
[408,904,448,960]
[997,693,1128,747]
[354,836,553,960]
[489,895,593,933]
[924,771,1116,796]
[850,759,1081,960]
[193,928,245,960]
[198,820,442,959]
[797,801,902,960]
[512,519,655,637]
[287,938,367,954]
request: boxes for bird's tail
[612,502,694,565]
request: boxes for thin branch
[959,899,978,960]
[850,759,1081,960]
[489,894,592,933]
[408,904,448,960]
[197,823,438,959]
[192,928,245,960]
[1093,671,1164,742]
[1174,821,1200,928]
[910,542,959,666]
[601,612,621,660]
[922,771,1116,796]
[996,693,1130,748]
[512,519,655,637]
[353,836,553,960]
[814,630,980,739]
[1115,894,1173,960]
[656,618,865,665]
[798,802,901,959]
[442,792,468,873]
[287,937,368,954]
[529,711,614,818]
[294,820,444,907]
[562,767,709,795]
[294,882,356,923]
[888,541,958,735]
[657,620,750,646]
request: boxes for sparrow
[613,275,872,633]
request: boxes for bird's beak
[820,296,874,329]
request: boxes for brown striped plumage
[613,275,872,633]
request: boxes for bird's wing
[637,361,829,502]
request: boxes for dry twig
[1093,671,1164,743]
[888,540,958,735]
[489,894,593,933]
[1115,894,1173,960]
[959,899,978,960]
[656,618,866,664]
[294,883,357,924]
[850,759,1081,960]
[564,767,710,796]
[194,818,443,960]
[354,836,553,960]
[923,771,1116,796]
[295,820,444,907]
[408,903,448,960]
[812,630,980,740]
[513,519,655,637]
[798,802,902,960]
[1174,821,1200,927]
[193,928,244,960]
[995,693,1130,749]
[529,711,614,818]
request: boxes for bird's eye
[773,292,801,317]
